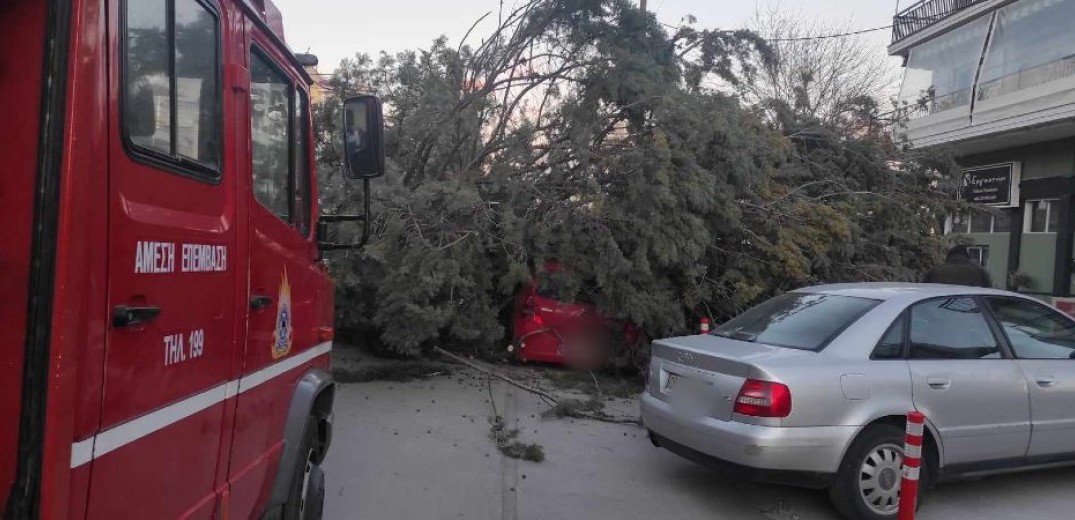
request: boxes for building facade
[891,0,1075,304]
[303,66,332,105]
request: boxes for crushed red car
[510,261,639,369]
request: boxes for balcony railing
[977,55,1075,102]
[892,0,990,43]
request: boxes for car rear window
[712,292,879,351]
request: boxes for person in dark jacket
[923,245,993,288]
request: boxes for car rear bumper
[647,431,834,489]
[641,391,854,487]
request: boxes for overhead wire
[765,25,893,42]
[658,21,893,42]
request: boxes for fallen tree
[319,0,957,362]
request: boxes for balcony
[896,0,1075,153]
[892,0,992,44]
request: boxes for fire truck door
[86,0,234,518]
[223,25,320,517]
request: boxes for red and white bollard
[699,317,710,334]
[899,411,926,520]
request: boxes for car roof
[795,282,1019,302]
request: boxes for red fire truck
[2,0,383,518]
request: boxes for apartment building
[892,0,1075,303]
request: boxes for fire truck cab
[1,0,382,518]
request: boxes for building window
[994,209,1012,232]
[977,0,1075,102]
[959,209,1012,233]
[898,15,991,118]
[1025,200,1059,233]
[969,212,992,233]
[124,0,221,176]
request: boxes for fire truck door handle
[250,295,274,311]
[113,305,161,327]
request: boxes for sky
[273,0,907,73]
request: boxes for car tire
[283,416,324,520]
[829,424,926,520]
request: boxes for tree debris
[435,347,643,426]
[541,398,605,419]
[544,369,645,400]
[500,441,546,462]
[489,415,545,462]
[333,360,454,383]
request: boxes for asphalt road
[323,359,1075,520]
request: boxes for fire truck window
[250,52,293,222]
[293,93,312,237]
[123,0,221,175]
[174,0,220,168]
[125,0,171,155]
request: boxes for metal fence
[892,0,989,43]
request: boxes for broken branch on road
[489,414,546,462]
[433,347,643,426]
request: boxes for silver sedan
[641,283,1075,520]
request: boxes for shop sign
[960,163,1020,207]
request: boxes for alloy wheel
[858,442,904,515]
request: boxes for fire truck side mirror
[342,95,385,179]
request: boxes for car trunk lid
[649,335,801,421]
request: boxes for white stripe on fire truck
[69,342,333,468]
[237,342,332,394]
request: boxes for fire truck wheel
[284,416,325,520]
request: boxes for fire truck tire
[283,416,325,520]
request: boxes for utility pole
[640,0,647,11]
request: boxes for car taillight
[733,379,792,418]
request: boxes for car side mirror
[342,95,385,179]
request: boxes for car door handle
[113,305,161,327]
[1036,376,1058,388]
[926,377,951,390]
[250,295,274,311]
